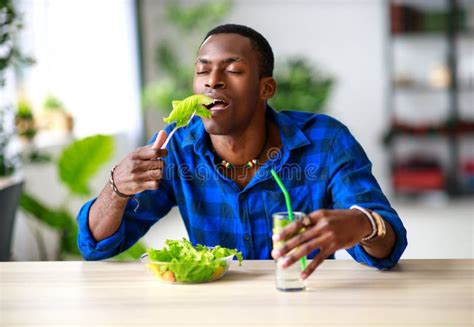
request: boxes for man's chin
[202,119,232,136]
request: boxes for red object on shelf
[390,3,422,34]
[391,4,403,33]
[393,168,445,191]
[389,120,474,137]
[461,160,474,174]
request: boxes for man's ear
[260,77,276,100]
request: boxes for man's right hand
[112,130,168,195]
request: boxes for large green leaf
[20,192,72,229]
[58,135,114,196]
[60,221,79,256]
[20,192,79,257]
[20,134,115,259]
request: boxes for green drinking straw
[270,169,307,272]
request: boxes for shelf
[391,30,474,38]
[390,2,471,36]
[386,0,473,199]
[383,121,474,145]
[393,85,474,94]
[393,84,449,92]
[392,186,474,198]
[385,131,474,144]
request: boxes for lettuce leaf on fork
[163,94,213,127]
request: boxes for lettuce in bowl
[141,238,243,283]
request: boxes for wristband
[109,165,140,212]
[350,205,377,241]
[109,165,131,198]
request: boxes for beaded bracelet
[109,165,140,212]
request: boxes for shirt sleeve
[77,132,177,260]
[327,125,408,270]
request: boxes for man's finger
[278,233,333,269]
[301,245,335,280]
[133,147,168,160]
[144,168,163,181]
[273,220,304,242]
[130,159,164,173]
[152,130,167,150]
[274,210,326,242]
[271,228,319,259]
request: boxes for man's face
[193,33,266,135]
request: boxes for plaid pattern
[77,107,407,269]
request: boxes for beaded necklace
[212,122,268,169]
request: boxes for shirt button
[244,234,251,241]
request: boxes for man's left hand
[271,209,372,279]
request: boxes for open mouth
[204,98,230,111]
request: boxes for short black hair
[202,24,274,78]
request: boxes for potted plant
[0,0,34,260]
[0,105,23,261]
[37,94,74,133]
[270,57,335,113]
[15,98,37,141]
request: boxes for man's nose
[205,71,225,89]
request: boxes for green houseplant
[270,58,335,113]
[39,94,74,132]
[0,107,18,177]
[15,99,37,140]
[0,0,34,174]
[0,0,34,260]
[0,0,35,87]
[19,135,146,260]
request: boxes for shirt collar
[181,105,310,154]
[267,105,310,151]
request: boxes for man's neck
[210,115,267,166]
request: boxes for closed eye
[196,71,208,75]
[227,71,242,74]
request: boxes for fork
[160,111,196,149]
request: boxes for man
[77,24,407,279]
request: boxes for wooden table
[1,259,472,326]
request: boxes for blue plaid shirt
[77,107,407,269]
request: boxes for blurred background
[1,0,472,262]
